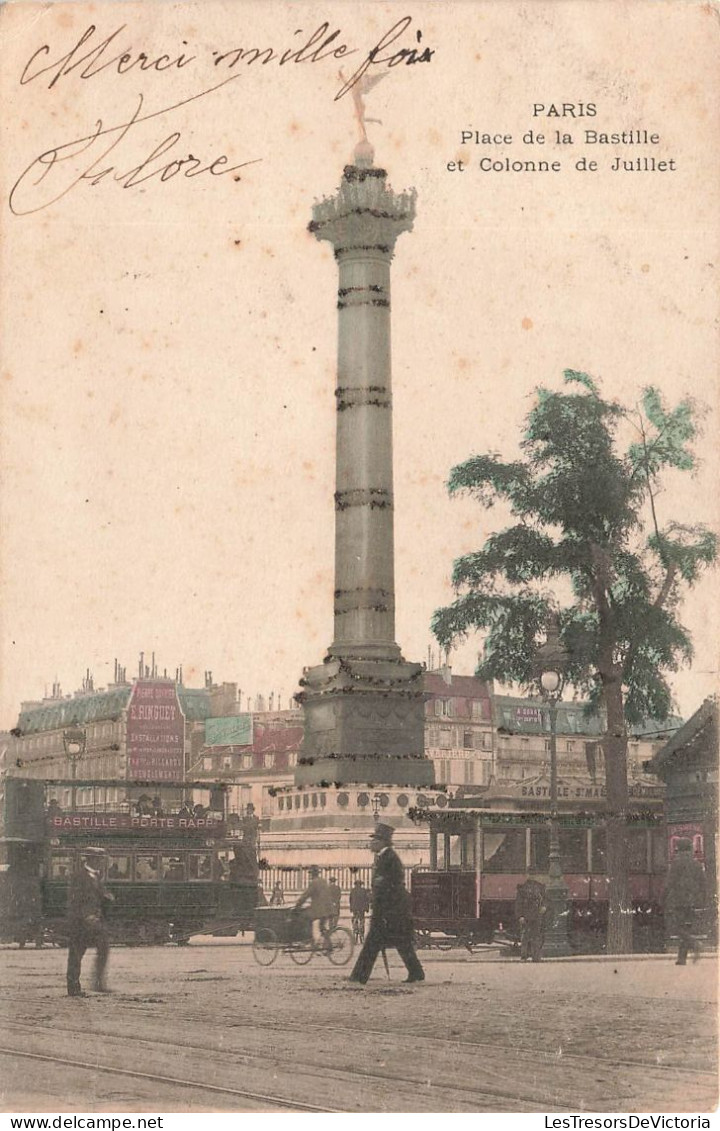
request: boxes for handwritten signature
[11,16,434,214]
[9,76,261,216]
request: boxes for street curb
[419,950,718,964]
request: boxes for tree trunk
[603,674,633,954]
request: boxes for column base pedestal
[296,654,434,787]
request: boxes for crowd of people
[49,825,708,996]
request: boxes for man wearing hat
[664,839,706,965]
[349,823,425,984]
[66,847,114,997]
[295,865,334,948]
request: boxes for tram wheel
[252,927,279,966]
[327,926,354,966]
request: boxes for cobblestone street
[1,939,716,1113]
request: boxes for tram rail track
[7,991,710,1083]
[0,1044,338,1113]
[0,1020,571,1113]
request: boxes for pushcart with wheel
[252,905,354,967]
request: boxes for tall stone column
[296,150,433,789]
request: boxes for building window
[287,751,297,767]
[223,756,232,769]
[439,728,452,749]
[435,699,452,717]
[436,760,450,783]
[203,757,213,772]
[242,753,253,770]
[463,730,473,750]
[471,700,484,719]
[263,752,275,769]
[463,761,474,784]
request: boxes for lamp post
[370,792,383,823]
[533,613,570,957]
[63,725,86,811]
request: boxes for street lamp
[370,792,383,823]
[63,725,86,811]
[533,613,570,957]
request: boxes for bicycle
[252,908,354,967]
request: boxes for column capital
[309,165,416,257]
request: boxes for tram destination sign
[127,680,185,780]
[46,812,225,835]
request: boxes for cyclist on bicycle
[349,879,371,942]
[295,865,334,949]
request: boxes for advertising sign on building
[514,706,543,726]
[127,681,185,780]
[205,715,253,747]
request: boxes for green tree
[432,371,716,953]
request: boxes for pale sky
[1,0,718,728]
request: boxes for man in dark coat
[349,824,425,985]
[665,839,706,965]
[515,878,547,962]
[328,876,342,929]
[66,847,114,997]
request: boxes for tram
[410,776,667,953]
[0,777,260,945]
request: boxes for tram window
[135,854,159,881]
[591,829,607,873]
[483,829,525,872]
[530,830,549,873]
[651,829,667,874]
[49,853,73,880]
[107,855,131,881]
[628,829,647,873]
[188,853,213,881]
[162,855,185,880]
[560,829,587,873]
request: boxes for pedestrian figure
[295,865,333,948]
[328,875,342,928]
[349,878,371,942]
[270,882,285,906]
[66,847,114,997]
[665,839,705,965]
[515,877,547,962]
[348,824,425,985]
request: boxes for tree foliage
[433,371,716,724]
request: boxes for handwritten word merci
[10,17,433,216]
[18,17,433,101]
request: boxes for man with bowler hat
[349,823,424,985]
[66,847,114,997]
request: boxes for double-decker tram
[410,776,667,953]
[0,777,261,946]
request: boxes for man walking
[514,877,547,962]
[66,847,114,997]
[665,839,705,965]
[349,824,424,985]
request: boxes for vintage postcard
[0,0,718,1117]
